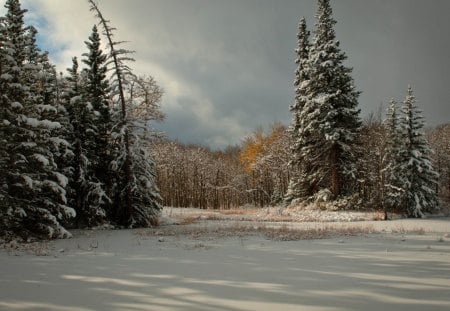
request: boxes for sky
[3,0,450,149]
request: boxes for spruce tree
[1,0,74,239]
[398,86,438,217]
[0,5,15,234]
[64,57,108,228]
[82,25,111,193]
[285,17,311,204]
[46,66,74,193]
[290,0,361,200]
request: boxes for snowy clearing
[1,208,450,311]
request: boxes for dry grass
[137,223,378,241]
[178,215,201,225]
[391,226,426,235]
[173,209,308,224]
[0,239,51,256]
[167,206,413,225]
[140,216,441,242]
[372,212,387,221]
[172,210,260,223]
[217,209,258,216]
[261,225,376,241]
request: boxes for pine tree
[1,0,74,239]
[383,99,403,213]
[285,17,311,204]
[398,86,439,217]
[290,0,361,201]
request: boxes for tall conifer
[398,86,438,217]
[288,0,361,202]
[285,18,311,203]
[82,25,111,191]
[64,57,108,227]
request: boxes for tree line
[0,0,163,240]
[152,123,291,209]
[152,118,448,215]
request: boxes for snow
[70,96,83,105]
[24,117,61,130]
[62,205,76,218]
[0,73,13,80]
[20,142,37,148]
[49,137,71,147]
[22,175,34,189]
[37,104,57,114]
[42,180,64,196]
[33,154,50,166]
[1,209,449,311]
[16,208,26,218]
[321,60,334,67]
[40,120,61,130]
[54,172,69,188]
[24,117,40,128]
[11,102,23,109]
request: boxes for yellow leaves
[239,123,287,173]
[240,129,264,173]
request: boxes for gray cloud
[15,0,450,148]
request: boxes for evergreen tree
[285,17,311,204]
[398,86,439,217]
[383,99,403,213]
[47,66,74,192]
[110,125,162,227]
[82,25,111,193]
[0,5,15,233]
[64,57,108,228]
[290,0,361,200]
[1,0,74,239]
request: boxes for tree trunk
[330,146,339,197]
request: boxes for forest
[1,0,449,241]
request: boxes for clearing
[1,207,449,311]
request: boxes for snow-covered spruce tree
[397,86,438,217]
[284,17,311,204]
[82,25,111,197]
[296,0,361,200]
[0,0,74,239]
[63,57,108,228]
[0,7,14,235]
[89,0,162,227]
[47,66,74,193]
[382,99,404,213]
[27,28,73,180]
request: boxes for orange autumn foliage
[239,124,287,173]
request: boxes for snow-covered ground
[1,208,449,311]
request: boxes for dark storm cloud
[333,0,450,126]
[20,0,450,148]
